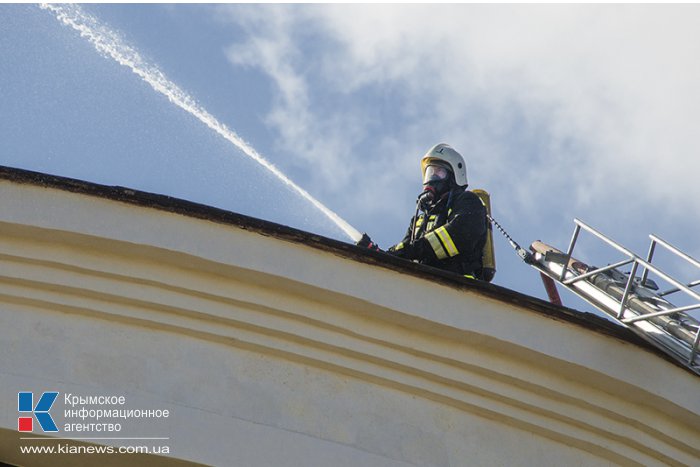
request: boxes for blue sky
[2,4,699,316]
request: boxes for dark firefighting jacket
[389,187,487,278]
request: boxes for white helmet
[420,143,468,187]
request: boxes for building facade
[0,167,698,466]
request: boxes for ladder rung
[621,304,700,324]
[562,258,634,286]
[659,279,700,297]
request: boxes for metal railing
[556,219,700,369]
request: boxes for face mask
[418,165,451,210]
[422,165,450,185]
[423,164,452,196]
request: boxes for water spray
[40,3,362,243]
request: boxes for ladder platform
[530,220,700,375]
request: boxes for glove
[387,244,406,258]
[388,241,415,259]
[418,189,435,212]
[356,233,380,251]
[388,238,430,261]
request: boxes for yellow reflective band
[464,274,475,279]
[394,242,405,251]
[425,232,448,260]
[429,215,436,220]
[415,217,424,227]
[435,226,459,257]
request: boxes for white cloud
[220,4,700,250]
[222,5,369,191]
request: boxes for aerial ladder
[528,219,700,376]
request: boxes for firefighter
[359,143,488,279]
